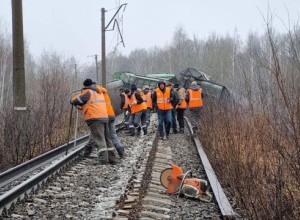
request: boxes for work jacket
[176,87,187,109]
[71,88,108,123]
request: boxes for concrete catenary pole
[12,0,26,110]
[95,54,99,82]
[101,8,106,87]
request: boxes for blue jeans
[157,109,172,137]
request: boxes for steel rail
[0,121,124,215]
[0,134,90,189]
[0,144,84,214]
[184,117,238,218]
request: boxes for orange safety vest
[138,89,147,110]
[188,88,203,108]
[80,89,108,121]
[145,92,153,109]
[104,92,115,120]
[176,88,187,109]
[122,92,129,109]
[95,85,115,120]
[129,92,144,114]
[155,87,172,110]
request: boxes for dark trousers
[176,108,185,129]
[88,121,117,163]
[157,109,172,137]
[190,107,202,128]
[171,108,177,132]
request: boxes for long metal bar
[184,117,237,218]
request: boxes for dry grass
[199,105,300,219]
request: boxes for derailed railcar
[170,68,232,107]
[106,80,124,115]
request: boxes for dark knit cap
[130,84,137,92]
[158,81,166,87]
[83,78,93,87]
[174,83,180,88]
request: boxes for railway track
[114,117,238,219]
[1,115,239,219]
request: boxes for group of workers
[71,78,203,165]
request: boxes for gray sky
[0,0,299,64]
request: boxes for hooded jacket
[152,81,177,110]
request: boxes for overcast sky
[0,0,299,63]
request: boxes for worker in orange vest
[186,81,203,131]
[70,79,118,165]
[95,84,125,157]
[128,84,145,136]
[120,89,130,130]
[138,88,148,135]
[174,83,187,133]
[143,87,153,127]
[82,83,125,158]
[152,81,177,140]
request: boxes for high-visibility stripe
[77,95,83,103]
[188,89,203,108]
[82,90,108,121]
[155,87,172,110]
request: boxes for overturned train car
[107,68,232,115]
[169,68,232,107]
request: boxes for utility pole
[101,8,106,86]
[95,54,99,82]
[12,0,26,110]
[101,3,127,87]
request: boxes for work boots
[116,146,125,158]
[83,139,94,158]
[94,151,109,165]
[136,126,141,135]
[108,150,118,164]
[143,127,147,135]
[129,127,135,136]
